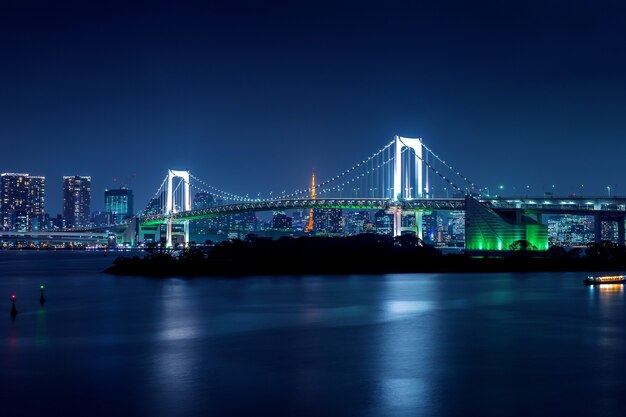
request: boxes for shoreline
[103,235,626,278]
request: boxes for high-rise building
[449,210,465,246]
[1,173,45,231]
[374,210,393,235]
[63,176,91,227]
[104,188,134,222]
[313,208,342,234]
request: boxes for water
[1,251,625,417]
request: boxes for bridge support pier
[392,210,423,239]
[618,218,625,246]
[166,219,173,248]
[393,210,402,237]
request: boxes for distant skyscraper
[63,176,91,227]
[104,188,134,222]
[449,210,465,246]
[0,173,45,231]
[313,208,342,234]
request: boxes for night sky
[2,1,626,214]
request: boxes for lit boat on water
[583,275,626,285]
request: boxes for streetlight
[444,187,448,198]
[607,186,611,198]
[552,184,555,197]
[526,185,530,197]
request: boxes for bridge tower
[392,136,426,238]
[165,169,191,247]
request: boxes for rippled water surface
[1,251,625,417]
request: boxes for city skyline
[2,1,626,213]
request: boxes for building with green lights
[104,188,134,222]
[465,197,548,251]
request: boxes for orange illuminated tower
[305,170,316,232]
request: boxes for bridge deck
[139,196,626,224]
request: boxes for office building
[313,208,342,234]
[1,173,45,231]
[63,176,91,227]
[104,188,134,222]
[374,210,393,235]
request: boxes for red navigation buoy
[10,294,17,317]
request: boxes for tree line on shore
[105,234,626,277]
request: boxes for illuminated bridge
[130,135,626,250]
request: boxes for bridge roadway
[139,195,626,224]
[2,196,625,243]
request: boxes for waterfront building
[63,176,91,227]
[1,173,45,231]
[104,188,134,222]
[547,215,594,247]
[465,197,548,251]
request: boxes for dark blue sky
[2,1,626,213]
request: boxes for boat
[583,274,626,285]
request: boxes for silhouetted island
[104,234,626,277]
